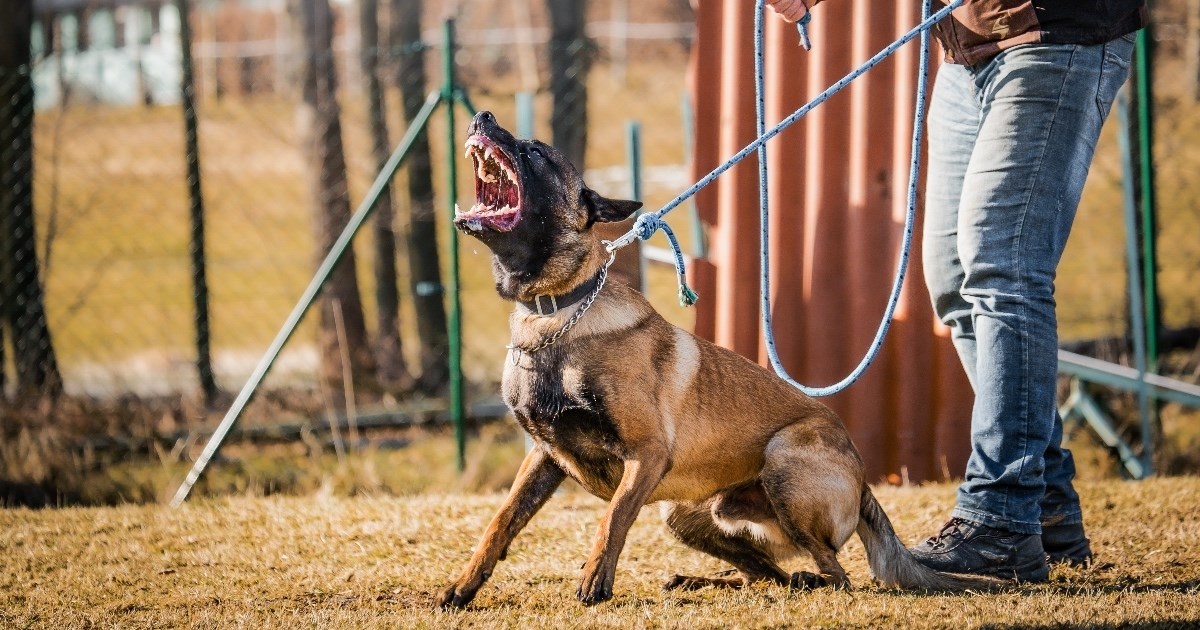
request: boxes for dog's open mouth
[456,134,522,232]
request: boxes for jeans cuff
[1039,509,1084,528]
[951,505,1041,535]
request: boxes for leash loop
[632,214,699,306]
[604,0,959,395]
[755,0,938,396]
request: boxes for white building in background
[32,0,185,108]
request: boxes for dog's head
[455,111,642,301]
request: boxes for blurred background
[1,0,1197,506]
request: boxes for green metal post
[176,0,217,406]
[454,88,477,117]
[1116,88,1153,475]
[626,121,647,293]
[443,19,466,471]
[626,121,643,202]
[1133,29,1159,371]
[1133,27,1159,472]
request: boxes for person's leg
[923,60,1090,538]
[918,58,1050,581]
[952,36,1133,536]
[1041,408,1094,565]
[916,36,1133,578]
[922,62,980,385]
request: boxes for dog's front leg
[437,446,565,608]
[577,449,669,604]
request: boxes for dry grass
[2,478,1198,628]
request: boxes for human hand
[765,0,809,23]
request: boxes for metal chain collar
[506,249,615,365]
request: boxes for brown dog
[437,111,998,607]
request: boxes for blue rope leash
[758,0,934,397]
[609,0,961,395]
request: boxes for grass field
[2,477,1198,628]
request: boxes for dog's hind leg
[760,421,865,590]
[437,446,566,608]
[660,500,790,591]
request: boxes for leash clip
[796,12,812,50]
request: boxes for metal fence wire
[2,0,1198,445]
[1,0,698,430]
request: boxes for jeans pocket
[1096,37,1135,116]
[1104,33,1137,65]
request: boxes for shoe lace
[925,517,969,550]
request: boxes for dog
[436,111,999,607]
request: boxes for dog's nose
[473,111,495,129]
[468,111,496,136]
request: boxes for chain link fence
[3,0,1198,502]
[1,0,696,428]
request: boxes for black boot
[910,518,1049,583]
[1042,520,1093,566]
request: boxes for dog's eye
[525,146,544,159]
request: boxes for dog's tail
[855,485,1004,591]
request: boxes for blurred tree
[360,0,416,393]
[0,0,63,402]
[547,0,642,288]
[547,0,589,167]
[391,0,450,394]
[291,0,377,400]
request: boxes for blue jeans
[922,36,1135,535]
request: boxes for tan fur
[437,114,1001,609]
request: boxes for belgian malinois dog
[437,111,998,607]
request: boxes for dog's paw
[789,571,826,591]
[434,585,466,609]
[435,578,483,609]
[576,566,614,605]
[788,571,851,591]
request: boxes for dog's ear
[582,188,642,225]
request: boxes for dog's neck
[491,239,608,304]
[516,268,604,316]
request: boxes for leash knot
[633,213,661,241]
[632,213,698,307]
